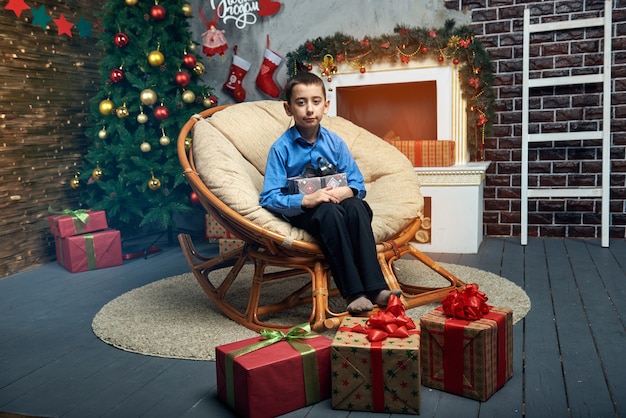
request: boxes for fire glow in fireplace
[323,59,468,165]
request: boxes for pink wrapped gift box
[55,229,122,273]
[48,209,108,238]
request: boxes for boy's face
[284,83,330,131]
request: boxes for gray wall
[188,0,470,104]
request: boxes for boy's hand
[301,186,353,208]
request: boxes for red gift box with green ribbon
[420,284,513,401]
[55,229,122,273]
[330,295,421,414]
[215,324,331,418]
[48,209,108,238]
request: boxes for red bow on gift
[350,295,417,342]
[441,283,491,320]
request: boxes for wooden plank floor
[1,236,624,417]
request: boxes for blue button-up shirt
[260,125,366,217]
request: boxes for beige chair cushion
[192,100,423,243]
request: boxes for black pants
[288,197,387,298]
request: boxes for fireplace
[322,60,489,253]
[323,58,468,165]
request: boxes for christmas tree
[80,0,216,237]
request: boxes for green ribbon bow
[49,207,91,224]
[224,323,321,409]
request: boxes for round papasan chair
[177,100,463,332]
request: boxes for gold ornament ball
[98,128,108,139]
[140,141,152,152]
[125,0,138,5]
[181,90,196,103]
[182,3,193,16]
[99,99,114,115]
[115,105,129,118]
[148,50,165,67]
[140,89,157,105]
[148,177,161,191]
[137,112,148,124]
[202,97,213,107]
[159,135,171,146]
[92,167,103,180]
[184,137,192,151]
[193,62,205,76]
[70,177,80,189]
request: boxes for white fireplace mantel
[412,162,490,254]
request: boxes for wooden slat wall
[0,1,103,277]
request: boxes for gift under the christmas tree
[204,213,235,239]
[288,173,347,195]
[420,284,513,401]
[55,229,123,273]
[216,324,331,418]
[330,296,421,414]
[218,238,244,255]
[48,209,108,238]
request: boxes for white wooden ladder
[521,0,613,247]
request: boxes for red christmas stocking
[256,35,282,98]
[223,46,251,102]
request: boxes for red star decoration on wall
[53,13,74,37]
[4,0,30,18]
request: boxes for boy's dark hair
[284,72,326,103]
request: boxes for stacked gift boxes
[204,212,244,255]
[215,326,332,418]
[420,285,514,401]
[48,210,122,273]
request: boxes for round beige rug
[92,260,530,361]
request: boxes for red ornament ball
[114,32,129,48]
[182,53,197,69]
[453,58,460,65]
[359,66,366,74]
[153,105,169,120]
[150,5,166,21]
[438,56,444,63]
[109,68,124,83]
[175,71,191,87]
[421,46,428,54]
[189,192,200,205]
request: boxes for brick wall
[446,0,626,240]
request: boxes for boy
[259,72,399,313]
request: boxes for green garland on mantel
[286,20,495,161]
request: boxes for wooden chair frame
[177,105,464,332]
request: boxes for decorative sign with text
[210,0,281,29]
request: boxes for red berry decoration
[175,71,191,87]
[150,5,166,21]
[153,105,169,120]
[182,53,197,69]
[109,68,124,83]
[114,32,129,48]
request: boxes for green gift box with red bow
[330,295,421,414]
[215,324,331,418]
[420,284,513,401]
